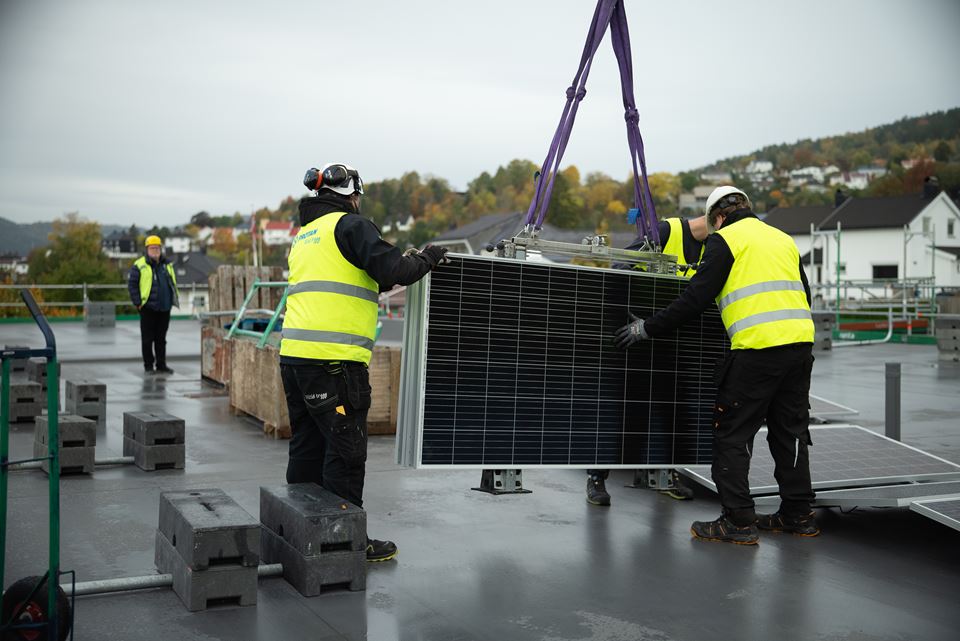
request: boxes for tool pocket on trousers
[713,393,742,431]
[332,414,367,466]
[343,364,372,412]
[301,376,340,415]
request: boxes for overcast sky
[1,0,958,227]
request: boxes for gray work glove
[418,244,449,269]
[614,312,649,349]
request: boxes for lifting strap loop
[524,0,660,245]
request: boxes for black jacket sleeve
[334,215,432,292]
[127,265,142,307]
[642,234,734,337]
[798,257,812,306]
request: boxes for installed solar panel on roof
[396,255,730,468]
[682,425,960,494]
[910,497,960,532]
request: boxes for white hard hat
[704,185,750,233]
[303,163,364,196]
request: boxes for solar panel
[754,481,960,508]
[395,254,730,468]
[909,497,960,532]
[681,425,960,494]
[809,393,858,420]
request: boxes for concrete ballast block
[33,440,95,475]
[123,438,185,471]
[34,414,97,448]
[123,411,185,445]
[3,345,29,372]
[260,526,365,595]
[259,484,366,557]
[155,531,256,611]
[158,489,260,570]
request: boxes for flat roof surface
[1,320,959,641]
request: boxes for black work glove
[418,244,449,269]
[614,312,650,349]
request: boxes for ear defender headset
[302,165,363,194]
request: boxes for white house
[745,160,773,175]
[164,233,195,254]
[763,204,834,282]
[382,214,416,234]
[699,170,732,184]
[802,192,960,292]
[261,221,296,246]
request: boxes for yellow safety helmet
[145,235,162,247]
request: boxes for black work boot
[757,511,820,537]
[144,364,155,375]
[366,537,398,562]
[660,471,695,501]
[156,365,174,375]
[586,475,611,506]
[690,514,759,545]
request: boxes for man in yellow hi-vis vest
[586,215,708,506]
[127,235,178,374]
[281,162,447,562]
[615,186,816,545]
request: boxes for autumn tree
[27,213,122,304]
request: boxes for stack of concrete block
[65,379,106,427]
[122,411,185,471]
[33,414,96,475]
[936,317,959,362]
[4,381,43,423]
[259,484,366,595]
[155,489,260,611]
[3,345,29,372]
[812,311,834,351]
[26,358,60,394]
[84,301,116,328]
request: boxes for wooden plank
[207,272,220,312]
[233,265,246,313]
[200,325,232,385]
[368,346,399,435]
[243,265,262,309]
[228,338,290,439]
[217,265,234,312]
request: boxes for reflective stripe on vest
[280,211,379,364]
[663,218,703,279]
[715,217,814,350]
[134,256,178,306]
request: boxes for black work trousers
[139,307,171,369]
[280,361,372,508]
[711,343,815,526]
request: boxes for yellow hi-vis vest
[663,218,704,279]
[133,256,179,307]
[280,211,380,364]
[715,217,814,350]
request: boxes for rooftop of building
[1,320,957,640]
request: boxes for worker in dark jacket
[614,186,817,545]
[128,235,178,374]
[586,215,707,506]
[280,162,447,562]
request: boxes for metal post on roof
[835,221,841,329]
[885,362,901,442]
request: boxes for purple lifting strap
[524,0,660,245]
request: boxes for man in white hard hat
[280,162,448,562]
[586,214,708,506]
[614,186,817,545]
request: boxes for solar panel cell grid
[415,255,730,467]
